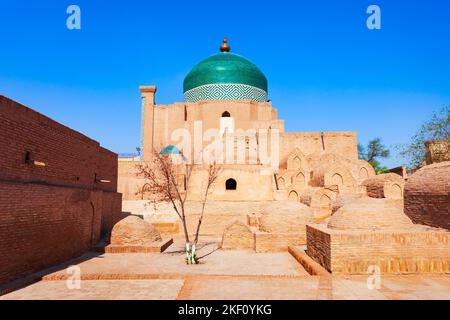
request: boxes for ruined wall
[0,96,122,285]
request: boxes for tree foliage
[358,138,391,174]
[398,106,450,169]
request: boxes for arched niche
[226,178,237,190]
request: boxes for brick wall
[306,225,331,271]
[100,192,123,236]
[306,224,450,274]
[0,96,98,189]
[97,147,119,192]
[0,96,122,285]
[255,232,306,252]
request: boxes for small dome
[328,198,414,231]
[183,38,268,103]
[258,201,313,233]
[404,161,450,230]
[110,215,162,246]
[160,145,182,155]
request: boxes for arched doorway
[226,178,237,190]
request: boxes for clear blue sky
[1,0,449,167]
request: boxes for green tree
[398,106,449,169]
[358,138,391,174]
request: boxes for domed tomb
[404,161,450,230]
[183,37,268,103]
[258,201,314,234]
[362,173,404,199]
[221,220,255,250]
[327,198,414,231]
[111,215,162,246]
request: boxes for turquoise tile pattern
[183,52,268,102]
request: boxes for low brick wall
[305,225,332,271]
[255,232,306,252]
[306,224,450,274]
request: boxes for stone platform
[93,238,173,254]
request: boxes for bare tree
[194,164,220,245]
[136,149,220,263]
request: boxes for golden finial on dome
[220,37,230,52]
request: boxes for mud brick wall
[0,96,122,285]
[306,224,450,274]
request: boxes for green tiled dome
[183,39,268,103]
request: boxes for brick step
[288,246,330,276]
